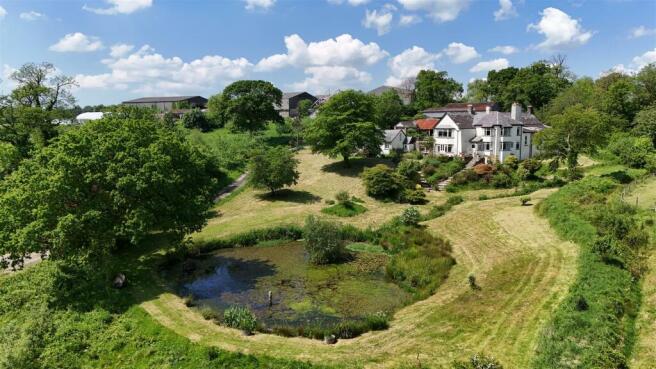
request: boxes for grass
[142,188,579,368]
[625,175,656,210]
[321,201,367,217]
[346,242,387,255]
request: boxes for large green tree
[413,70,463,110]
[535,105,607,176]
[373,90,404,129]
[249,146,300,195]
[304,90,382,165]
[465,79,491,103]
[220,80,283,134]
[633,106,656,146]
[0,117,221,268]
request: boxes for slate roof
[394,120,416,129]
[383,129,404,142]
[423,102,499,113]
[122,96,206,103]
[444,112,474,129]
[473,112,546,129]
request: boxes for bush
[223,306,257,333]
[321,202,367,217]
[181,109,216,132]
[399,189,427,204]
[200,307,221,321]
[452,354,503,369]
[490,172,514,188]
[303,215,347,264]
[325,199,335,205]
[361,164,405,200]
[504,155,519,170]
[193,224,303,253]
[608,132,655,168]
[400,207,421,226]
[396,159,422,182]
[335,190,350,204]
[478,194,489,201]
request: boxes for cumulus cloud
[255,34,387,71]
[75,45,252,95]
[1,65,17,91]
[0,6,7,19]
[291,66,371,92]
[385,46,440,86]
[630,26,656,39]
[396,0,469,23]
[363,8,393,35]
[469,58,509,73]
[443,42,479,64]
[489,45,518,55]
[528,7,593,51]
[83,0,152,15]
[50,33,104,53]
[399,14,421,26]
[20,11,45,21]
[109,44,135,58]
[243,0,276,10]
[494,0,517,21]
[632,48,656,69]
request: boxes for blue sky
[0,0,654,106]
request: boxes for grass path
[141,186,578,368]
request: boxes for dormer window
[485,128,492,136]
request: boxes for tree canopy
[413,70,463,110]
[0,116,221,268]
[304,90,382,164]
[249,146,300,194]
[373,90,404,129]
[219,80,283,133]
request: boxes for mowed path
[142,187,578,368]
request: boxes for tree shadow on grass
[321,157,393,177]
[256,189,321,204]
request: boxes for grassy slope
[143,151,579,368]
[629,175,656,369]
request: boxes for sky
[0,0,654,106]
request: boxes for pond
[172,241,411,328]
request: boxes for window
[485,143,491,151]
[437,129,452,137]
[524,135,528,146]
[435,144,453,153]
[502,142,513,151]
[516,127,520,136]
[503,127,512,136]
[472,144,476,149]
[384,143,389,149]
[485,128,492,136]
[515,142,520,150]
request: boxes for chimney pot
[511,102,522,120]
[467,104,473,114]
[527,105,533,115]
[485,106,491,114]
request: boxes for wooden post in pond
[268,290,273,307]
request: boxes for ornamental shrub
[361,164,405,200]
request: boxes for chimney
[485,105,491,114]
[527,105,533,115]
[511,102,522,120]
[467,104,473,114]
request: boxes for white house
[430,103,544,163]
[381,129,408,155]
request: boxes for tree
[9,62,76,111]
[636,63,656,107]
[535,105,607,177]
[303,215,346,265]
[297,99,313,119]
[304,90,382,165]
[633,106,656,146]
[221,80,283,134]
[0,142,20,179]
[543,78,596,118]
[465,79,490,103]
[413,70,463,110]
[249,146,300,195]
[361,164,405,200]
[0,117,221,268]
[373,90,404,129]
[597,73,640,125]
[181,109,215,132]
[206,93,229,128]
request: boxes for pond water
[174,241,411,327]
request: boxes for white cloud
[385,46,440,86]
[83,0,152,15]
[494,0,517,21]
[290,66,371,92]
[632,48,656,70]
[109,44,135,58]
[19,11,45,21]
[396,0,469,23]
[50,33,104,53]
[602,64,636,77]
[469,58,509,73]
[363,8,393,35]
[443,42,479,64]
[0,6,6,19]
[243,0,276,10]
[399,14,421,26]
[489,45,518,55]
[75,45,252,94]
[528,7,593,51]
[1,65,17,91]
[328,0,371,6]
[255,33,388,71]
[630,26,656,39]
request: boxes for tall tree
[304,90,382,165]
[535,105,607,177]
[633,106,656,146]
[221,80,283,134]
[636,63,656,107]
[0,117,221,268]
[249,146,300,195]
[465,79,491,103]
[413,70,463,110]
[206,93,229,128]
[373,90,404,128]
[9,62,76,110]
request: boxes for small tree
[249,147,300,195]
[361,164,405,200]
[303,215,346,265]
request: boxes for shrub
[446,195,464,206]
[452,354,503,369]
[520,196,531,206]
[400,207,421,226]
[400,189,427,204]
[451,169,479,186]
[321,201,367,217]
[361,164,405,200]
[504,155,519,170]
[223,306,257,333]
[181,109,215,132]
[478,194,489,201]
[491,172,514,188]
[303,215,347,264]
[467,274,477,290]
[200,307,221,321]
[473,164,494,175]
[608,132,655,168]
[396,159,422,182]
[335,191,350,204]
[325,199,335,205]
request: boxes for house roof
[394,120,416,129]
[122,96,207,104]
[383,129,404,142]
[473,112,546,129]
[277,92,316,111]
[423,102,499,114]
[415,118,439,130]
[443,113,474,129]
